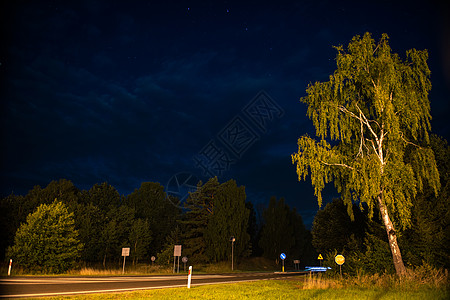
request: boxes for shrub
[6,200,83,273]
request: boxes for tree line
[0,177,314,273]
[2,132,447,274]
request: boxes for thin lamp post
[230,236,235,271]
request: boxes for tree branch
[338,103,382,160]
[400,132,421,148]
[320,160,354,170]
[367,138,381,161]
[356,103,379,143]
[357,110,364,158]
[338,105,361,121]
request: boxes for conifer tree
[180,177,219,262]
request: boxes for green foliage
[6,200,83,273]
[245,201,260,256]
[357,233,395,274]
[311,136,450,273]
[180,177,220,263]
[204,179,251,262]
[292,33,441,274]
[312,199,354,253]
[0,176,311,272]
[157,226,183,266]
[34,179,82,211]
[401,135,450,269]
[125,182,181,255]
[87,182,122,211]
[313,198,400,274]
[1,180,85,261]
[99,205,135,268]
[129,218,152,265]
[73,202,104,263]
[336,232,395,275]
[314,200,404,275]
[1,179,184,270]
[180,177,251,264]
[0,194,27,260]
[1,179,83,261]
[292,32,440,230]
[259,197,308,263]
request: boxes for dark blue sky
[1,0,449,226]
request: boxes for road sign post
[182,256,188,271]
[173,245,182,273]
[280,253,286,272]
[122,248,130,274]
[151,256,156,266]
[318,253,323,267]
[335,254,345,277]
[293,259,300,271]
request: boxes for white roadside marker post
[8,259,12,276]
[187,266,192,289]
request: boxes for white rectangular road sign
[122,247,130,257]
[174,245,182,257]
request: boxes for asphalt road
[0,271,306,298]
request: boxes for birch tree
[292,33,440,275]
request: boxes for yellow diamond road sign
[317,254,323,260]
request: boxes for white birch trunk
[377,194,407,275]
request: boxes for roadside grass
[73,265,174,276]
[28,276,449,300]
[3,257,278,276]
[28,266,449,300]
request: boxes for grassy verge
[29,267,449,300]
[4,257,279,276]
[30,275,449,300]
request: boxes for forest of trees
[0,177,316,273]
[1,134,448,274]
[2,133,448,274]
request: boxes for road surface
[0,271,306,298]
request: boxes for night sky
[1,1,449,226]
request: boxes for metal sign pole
[280,253,286,272]
[335,254,345,278]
